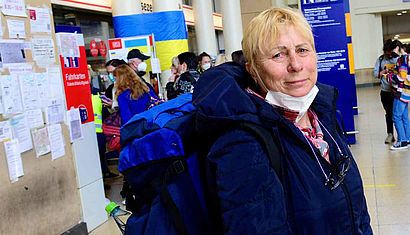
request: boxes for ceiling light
[397,12,403,16]
[402,10,407,14]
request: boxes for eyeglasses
[304,119,352,191]
[325,152,351,190]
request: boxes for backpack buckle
[172,160,185,174]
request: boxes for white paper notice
[2,0,26,17]
[7,19,26,39]
[32,38,55,65]
[19,74,42,110]
[31,127,50,157]
[10,114,32,153]
[67,108,83,142]
[0,40,28,66]
[0,120,13,141]
[4,139,24,183]
[48,124,65,160]
[7,63,32,75]
[46,98,65,124]
[0,75,23,114]
[47,67,65,101]
[26,109,44,128]
[34,73,50,108]
[28,7,51,33]
[56,33,79,57]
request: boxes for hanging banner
[301,0,357,144]
[56,33,93,124]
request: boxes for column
[271,0,287,7]
[221,0,243,61]
[192,0,218,56]
[153,0,182,12]
[111,0,142,16]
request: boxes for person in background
[114,64,159,124]
[104,59,127,114]
[88,65,118,182]
[389,40,410,150]
[167,52,199,100]
[193,7,371,234]
[231,50,246,66]
[374,39,399,144]
[166,57,180,100]
[127,49,150,78]
[198,51,212,73]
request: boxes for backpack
[103,111,121,151]
[119,93,282,235]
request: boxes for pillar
[220,0,243,61]
[111,0,142,17]
[192,0,218,56]
[153,0,182,12]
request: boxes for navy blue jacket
[193,62,372,235]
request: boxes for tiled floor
[90,85,410,235]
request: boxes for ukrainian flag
[113,11,189,71]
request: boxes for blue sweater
[118,88,158,125]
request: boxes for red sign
[58,34,93,124]
[28,9,36,20]
[98,40,107,57]
[89,39,99,57]
[109,39,122,50]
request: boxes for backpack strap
[236,122,283,181]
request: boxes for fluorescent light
[402,10,407,14]
[397,13,403,16]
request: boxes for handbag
[103,111,121,151]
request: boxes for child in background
[389,40,410,150]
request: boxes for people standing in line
[231,50,246,66]
[193,7,371,234]
[198,52,212,74]
[389,40,410,150]
[103,59,127,115]
[127,49,158,95]
[166,52,199,100]
[374,39,399,144]
[114,64,159,125]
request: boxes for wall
[0,0,85,234]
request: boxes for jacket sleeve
[118,94,132,125]
[207,129,292,235]
[374,57,382,78]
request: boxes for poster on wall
[301,0,357,143]
[28,7,51,33]
[56,33,93,124]
[108,35,153,63]
[2,0,26,17]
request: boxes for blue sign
[302,0,357,144]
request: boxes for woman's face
[257,25,317,97]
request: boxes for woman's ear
[245,62,258,83]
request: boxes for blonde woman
[114,64,158,124]
[193,8,371,234]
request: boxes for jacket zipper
[341,182,357,234]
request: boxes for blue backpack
[119,93,282,235]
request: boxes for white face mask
[202,63,211,70]
[137,62,147,72]
[265,85,319,123]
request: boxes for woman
[114,64,158,124]
[193,8,372,234]
[198,51,212,73]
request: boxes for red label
[98,41,107,57]
[90,39,99,57]
[109,39,122,50]
[29,9,36,20]
[60,44,94,124]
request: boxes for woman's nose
[287,53,303,72]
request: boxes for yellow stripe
[363,184,397,188]
[156,40,189,71]
[347,43,355,74]
[345,13,352,37]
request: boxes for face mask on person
[265,85,319,123]
[202,62,211,71]
[108,73,115,83]
[137,62,147,72]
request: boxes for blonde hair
[242,7,315,91]
[114,64,149,99]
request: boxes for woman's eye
[272,52,285,59]
[297,48,309,54]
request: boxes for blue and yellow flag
[113,11,189,71]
